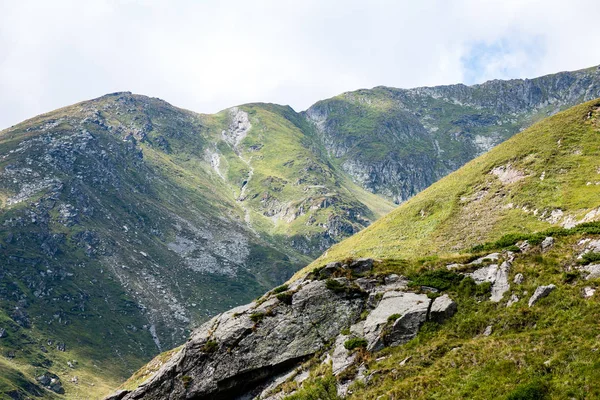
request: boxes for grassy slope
[287,232,600,399]
[236,104,394,238]
[0,94,394,399]
[307,65,600,204]
[300,99,600,273]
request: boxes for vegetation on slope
[286,231,600,399]
[302,99,600,272]
[0,93,393,399]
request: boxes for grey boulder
[428,294,457,323]
[528,284,556,307]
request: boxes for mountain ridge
[112,98,600,400]
[1,65,600,399]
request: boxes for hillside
[1,65,600,399]
[306,99,600,269]
[111,100,600,400]
[307,65,600,203]
[0,93,393,398]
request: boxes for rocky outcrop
[528,284,556,307]
[541,236,555,251]
[363,291,430,351]
[36,372,64,394]
[465,253,513,302]
[106,260,458,400]
[429,294,458,323]
[306,66,600,203]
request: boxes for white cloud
[0,0,598,129]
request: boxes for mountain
[112,100,600,400]
[0,94,392,398]
[306,65,600,203]
[305,98,600,268]
[1,65,600,399]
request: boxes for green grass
[296,99,600,277]
[288,233,600,399]
[343,338,368,351]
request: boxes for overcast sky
[1,0,599,130]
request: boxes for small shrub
[181,375,192,389]
[470,222,600,253]
[506,380,548,400]
[284,372,340,400]
[579,252,600,265]
[325,279,346,293]
[201,340,218,353]
[344,337,368,351]
[250,312,265,323]
[408,269,464,291]
[387,313,401,323]
[563,271,579,283]
[340,328,351,336]
[359,310,370,321]
[457,277,491,298]
[276,291,294,305]
[273,284,289,294]
[476,281,492,296]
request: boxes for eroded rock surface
[107,262,458,400]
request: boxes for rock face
[363,291,431,351]
[107,262,457,400]
[528,285,557,307]
[305,66,600,203]
[466,255,512,302]
[429,294,458,323]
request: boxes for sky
[1,0,599,130]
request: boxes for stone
[579,264,600,280]
[347,258,374,274]
[582,286,596,298]
[399,356,412,366]
[541,237,555,251]
[517,240,531,252]
[513,273,524,285]
[37,374,51,386]
[467,260,511,302]
[385,309,429,348]
[355,277,377,292]
[363,291,430,351]
[331,335,357,376]
[506,294,519,307]
[36,372,64,394]
[528,284,556,307]
[483,325,493,336]
[469,253,500,265]
[320,262,341,278]
[0,327,6,338]
[428,295,457,323]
